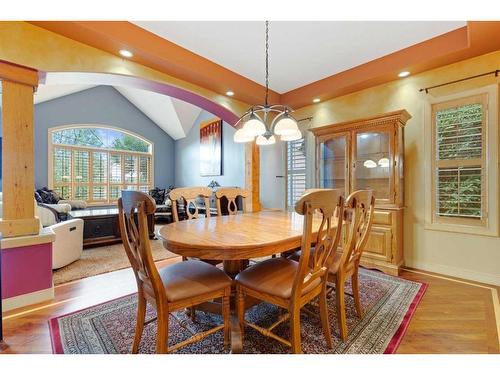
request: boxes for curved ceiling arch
[38,71,240,126]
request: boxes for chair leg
[189,306,197,323]
[132,294,147,354]
[222,293,231,350]
[236,287,246,341]
[319,285,333,349]
[290,306,302,354]
[335,275,348,341]
[156,313,169,354]
[352,269,363,319]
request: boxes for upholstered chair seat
[235,257,321,299]
[288,249,343,274]
[159,259,231,302]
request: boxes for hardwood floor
[1,258,499,354]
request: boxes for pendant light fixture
[233,21,302,144]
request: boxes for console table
[69,208,155,248]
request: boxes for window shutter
[50,127,154,204]
[434,98,485,220]
[287,139,306,209]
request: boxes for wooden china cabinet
[310,110,411,275]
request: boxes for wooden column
[0,62,39,237]
[245,142,261,212]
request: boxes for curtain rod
[419,70,499,93]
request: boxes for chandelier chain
[265,20,269,107]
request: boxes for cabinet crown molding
[309,109,412,136]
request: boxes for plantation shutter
[287,138,306,209]
[52,148,72,199]
[433,94,486,220]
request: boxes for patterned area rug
[53,228,177,285]
[49,268,426,354]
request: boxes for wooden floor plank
[0,260,498,354]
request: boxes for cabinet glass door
[319,134,349,196]
[353,129,393,203]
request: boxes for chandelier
[233,21,302,145]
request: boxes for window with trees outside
[49,126,153,204]
[426,85,499,237]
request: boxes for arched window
[49,125,153,204]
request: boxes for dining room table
[158,209,323,353]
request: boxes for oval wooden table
[158,210,321,353]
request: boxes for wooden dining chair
[215,187,249,216]
[118,191,232,354]
[235,189,344,353]
[327,189,375,341]
[169,186,213,222]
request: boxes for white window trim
[424,84,498,237]
[47,124,155,205]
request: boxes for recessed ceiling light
[313,98,321,103]
[119,49,133,58]
[226,91,234,96]
[398,71,410,78]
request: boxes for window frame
[48,124,154,205]
[424,85,498,236]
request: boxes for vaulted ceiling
[34,84,202,140]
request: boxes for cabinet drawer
[362,226,392,262]
[373,211,392,225]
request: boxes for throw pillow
[149,188,166,205]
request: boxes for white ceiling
[133,21,466,93]
[34,84,203,140]
[115,86,201,139]
[34,84,97,104]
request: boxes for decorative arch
[39,71,240,126]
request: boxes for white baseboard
[2,287,54,312]
[406,260,500,286]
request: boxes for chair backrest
[292,189,344,300]
[118,191,166,306]
[215,187,249,216]
[169,187,212,222]
[340,190,375,272]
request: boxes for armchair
[0,194,83,269]
[35,203,84,269]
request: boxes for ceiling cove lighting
[313,98,321,103]
[233,21,301,146]
[226,91,234,96]
[119,49,133,58]
[398,71,410,78]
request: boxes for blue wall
[174,110,245,188]
[0,86,175,189]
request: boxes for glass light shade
[243,114,266,136]
[363,159,377,169]
[280,130,302,142]
[378,157,390,167]
[256,134,276,145]
[274,116,299,135]
[233,128,254,143]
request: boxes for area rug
[52,235,177,285]
[49,268,426,354]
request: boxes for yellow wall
[294,51,500,285]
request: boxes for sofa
[35,187,87,221]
